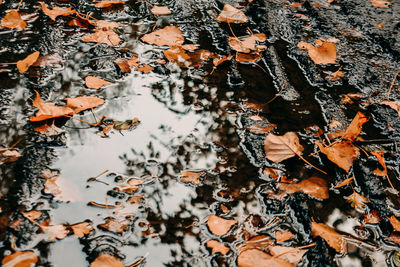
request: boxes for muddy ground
[1,0,400,266]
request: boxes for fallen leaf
[115,178,144,193]
[151,6,171,15]
[238,249,294,267]
[333,176,354,188]
[216,4,248,23]
[264,132,304,163]
[141,26,184,47]
[206,240,230,255]
[85,76,112,89]
[276,230,294,242]
[30,91,73,122]
[44,175,81,202]
[297,40,337,65]
[277,177,329,199]
[114,56,140,72]
[326,69,344,81]
[269,246,308,265]
[342,112,368,141]
[17,51,40,74]
[371,0,391,8]
[34,123,63,136]
[113,197,142,217]
[1,251,38,267]
[180,170,202,184]
[316,141,360,172]
[113,118,139,130]
[213,55,233,66]
[328,120,342,130]
[0,10,26,30]
[228,33,266,53]
[0,149,21,163]
[39,2,75,21]
[22,210,42,221]
[371,152,387,176]
[32,53,63,67]
[388,216,400,231]
[82,30,121,46]
[70,222,94,237]
[207,214,237,235]
[137,64,154,74]
[380,101,400,116]
[247,124,276,134]
[98,217,130,234]
[89,20,121,30]
[363,210,381,224]
[311,221,346,253]
[236,52,262,63]
[65,96,104,114]
[291,2,305,7]
[94,0,124,8]
[163,46,192,67]
[40,223,69,241]
[237,235,274,253]
[345,192,369,210]
[90,254,124,267]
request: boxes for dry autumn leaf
[206,240,230,255]
[297,40,337,65]
[82,30,121,46]
[90,254,124,267]
[85,76,112,89]
[180,170,202,184]
[70,222,94,237]
[264,132,304,163]
[30,91,74,122]
[207,214,237,235]
[345,191,369,210]
[40,2,75,21]
[341,112,368,141]
[371,0,391,8]
[276,230,294,242]
[316,141,360,172]
[151,6,171,15]
[141,26,184,47]
[0,10,26,30]
[2,251,38,267]
[311,221,346,253]
[216,4,248,23]
[17,51,40,74]
[380,101,400,116]
[277,177,329,199]
[94,0,124,8]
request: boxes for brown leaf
[277,177,329,199]
[213,55,233,66]
[311,222,346,253]
[0,149,21,163]
[206,240,230,255]
[89,20,121,30]
[371,0,391,8]
[40,224,69,241]
[1,251,38,267]
[151,6,171,15]
[17,51,40,74]
[342,112,368,141]
[115,178,144,194]
[85,76,112,89]
[44,175,81,202]
[1,10,26,30]
[269,246,308,265]
[141,26,184,47]
[98,217,130,234]
[237,235,273,253]
[326,69,344,81]
[40,2,75,21]
[371,152,387,176]
[32,53,63,67]
[163,46,192,67]
[70,222,94,237]
[247,124,276,134]
[228,33,266,53]
[82,30,121,46]
[236,52,262,63]
[30,91,74,122]
[216,4,248,23]
[276,230,294,242]
[94,0,124,8]
[114,56,140,72]
[34,123,63,136]
[137,64,154,74]
[380,101,400,116]
[297,40,337,65]
[363,210,381,224]
[264,132,304,163]
[333,176,354,188]
[316,141,360,172]
[345,192,369,210]
[22,210,42,221]
[90,254,124,267]
[65,96,104,114]
[180,170,202,184]
[238,249,294,267]
[207,214,237,235]
[388,216,400,231]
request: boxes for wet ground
[1,0,400,266]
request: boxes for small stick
[128,253,149,267]
[266,82,285,104]
[10,236,17,252]
[17,0,24,11]
[387,70,400,100]
[88,201,116,209]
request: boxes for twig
[265,82,285,104]
[17,0,23,11]
[387,70,400,100]
[128,252,149,267]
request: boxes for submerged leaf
[207,214,237,236]
[264,132,304,162]
[98,217,130,234]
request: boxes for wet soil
[1,0,400,266]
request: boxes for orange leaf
[180,170,202,184]
[228,33,266,53]
[65,96,104,114]
[388,216,400,231]
[236,52,262,63]
[151,6,171,15]
[40,224,69,241]
[363,210,381,224]
[137,64,154,74]
[44,175,82,202]
[216,4,248,23]
[247,124,276,134]
[276,230,294,242]
[0,10,26,30]
[326,69,344,81]
[89,20,121,30]
[90,254,124,267]
[380,101,400,116]
[342,112,368,141]
[311,222,346,253]
[213,55,233,66]
[371,152,387,176]
[207,214,237,236]
[316,141,360,172]
[70,222,94,237]
[34,123,63,136]
[238,249,294,267]
[22,210,42,221]
[371,0,391,8]
[163,46,192,67]
[115,178,144,193]
[40,2,75,21]
[345,192,369,210]
[1,251,38,267]
[277,177,329,199]
[30,91,74,122]
[141,26,184,47]
[98,217,130,234]
[237,235,273,253]
[264,132,304,163]
[206,240,230,255]
[333,176,354,188]
[297,40,337,65]
[94,0,124,8]
[82,30,121,46]
[114,56,140,72]
[85,76,112,89]
[0,149,21,163]
[17,51,40,74]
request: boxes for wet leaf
[1,251,38,267]
[40,223,69,241]
[269,246,308,265]
[141,26,184,47]
[0,149,21,163]
[237,235,274,253]
[297,40,337,65]
[316,141,360,172]
[264,132,304,163]
[363,210,381,224]
[85,76,112,89]
[65,96,104,114]
[151,6,171,15]
[1,10,26,30]
[82,30,121,46]
[70,222,94,237]
[345,191,369,210]
[238,249,294,267]
[39,2,75,21]
[163,46,191,67]
[115,178,143,194]
[44,175,81,202]
[247,124,276,134]
[388,216,400,232]
[207,214,237,235]
[89,20,121,30]
[98,217,130,234]
[22,210,42,221]
[94,0,124,8]
[17,51,40,74]
[228,33,266,53]
[32,53,63,67]
[371,0,391,8]
[333,176,354,188]
[180,170,202,184]
[90,254,124,267]
[236,52,262,63]
[216,4,248,23]
[213,55,233,66]
[276,230,294,242]
[371,152,387,176]
[206,240,230,255]
[137,64,154,74]
[113,118,139,130]
[380,101,400,116]
[277,177,329,199]
[30,91,73,122]
[326,68,344,81]
[311,222,346,253]
[34,123,63,136]
[114,56,140,72]
[342,112,368,141]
